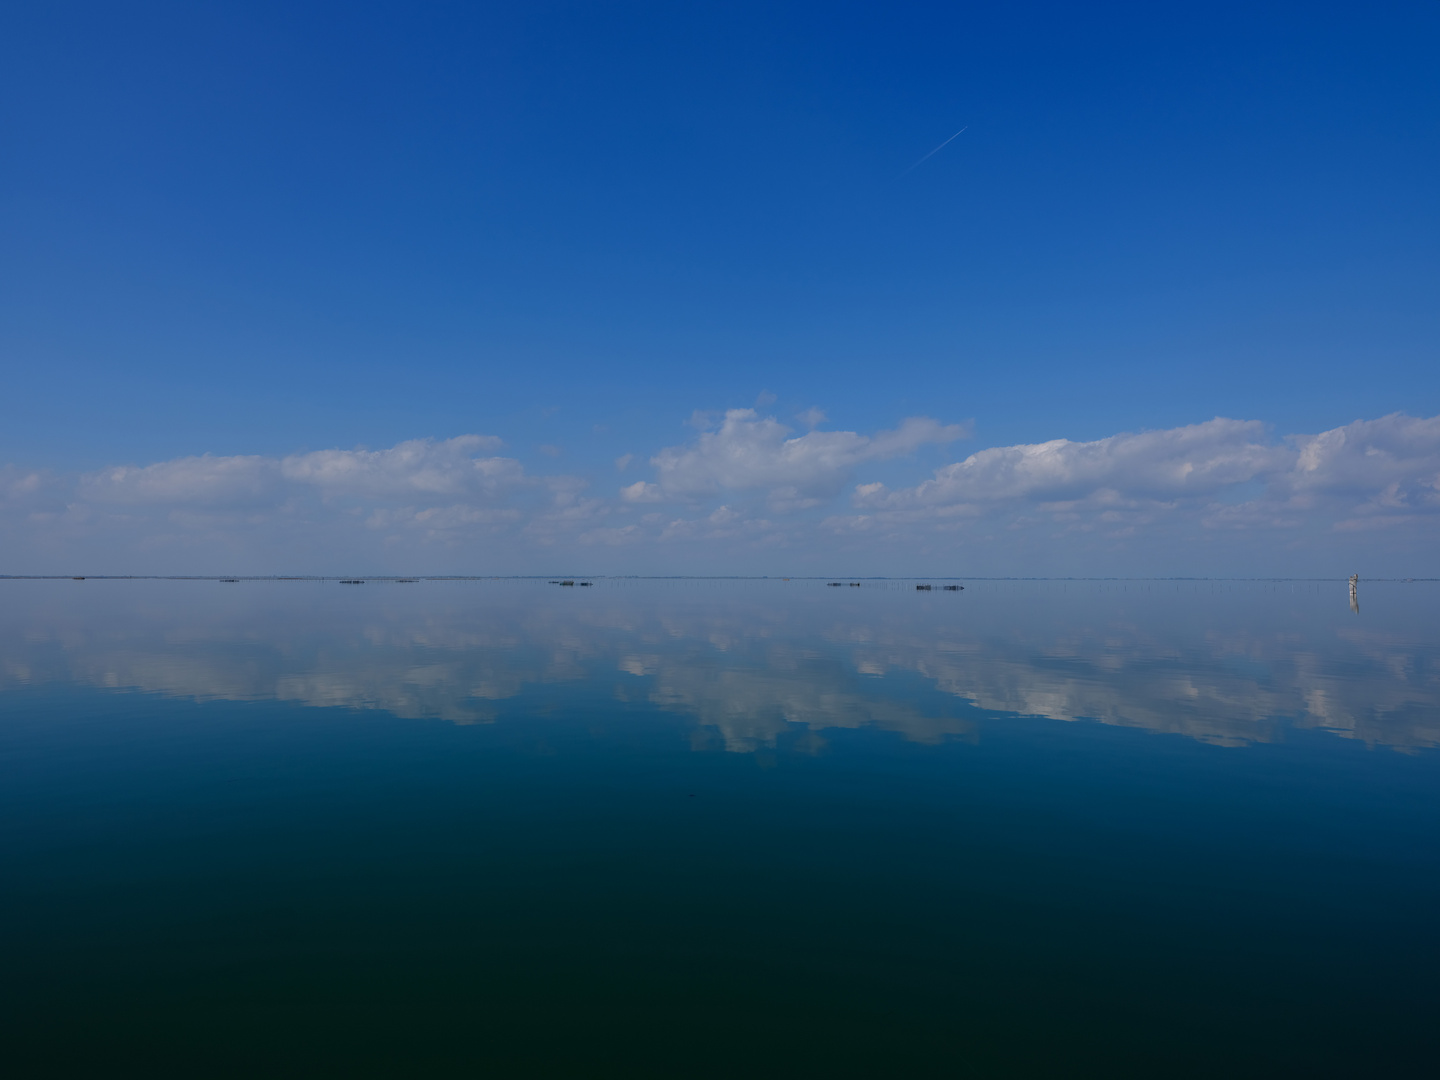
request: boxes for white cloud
[279,436,517,499]
[845,412,1440,542]
[648,409,969,506]
[658,505,775,542]
[1,467,48,504]
[1283,413,1440,512]
[24,435,584,569]
[620,480,664,503]
[82,455,281,505]
[856,418,1281,509]
[81,436,523,507]
[4,411,1438,575]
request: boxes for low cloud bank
[80,436,518,505]
[836,413,1440,541]
[1,411,1437,574]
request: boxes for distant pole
[1349,574,1359,614]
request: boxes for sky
[1,0,1437,576]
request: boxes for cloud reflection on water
[1,580,1436,753]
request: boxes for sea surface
[1,577,1437,1077]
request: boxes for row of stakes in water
[824,582,963,591]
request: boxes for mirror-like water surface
[2,579,1437,1076]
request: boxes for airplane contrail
[900,126,967,176]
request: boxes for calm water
[1,578,1437,1077]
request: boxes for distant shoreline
[2,575,1434,583]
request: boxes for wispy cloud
[1,466,49,504]
[82,436,520,506]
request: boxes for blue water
[1,579,1437,1076]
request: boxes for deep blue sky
[2,1,1438,574]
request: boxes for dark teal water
[1,579,1437,1077]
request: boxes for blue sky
[2,1,1438,574]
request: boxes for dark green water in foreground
[1,579,1437,1077]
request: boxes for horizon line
[1,575,1431,583]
